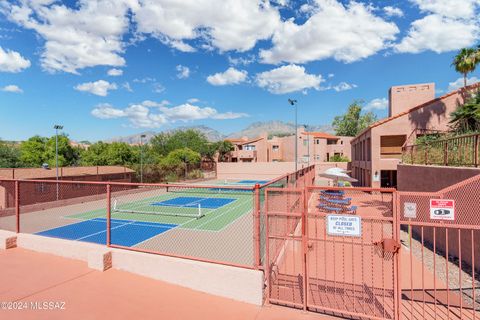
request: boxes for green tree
[150,129,209,157]
[80,142,110,165]
[44,135,79,167]
[0,140,22,168]
[161,148,201,179]
[19,136,48,167]
[332,100,377,136]
[215,140,234,162]
[452,48,478,88]
[449,91,480,133]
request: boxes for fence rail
[402,133,480,167]
[0,165,316,271]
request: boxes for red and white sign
[430,199,455,220]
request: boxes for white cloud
[448,76,480,91]
[260,1,399,64]
[207,67,248,86]
[1,84,23,93]
[383,6,403,17]
[91,100,248,128]
[255,64,323,94]
[228,55,256,66]
[132,0,281,52]
[411,0,480,19]
[0,47,31,73]
[365,98,388,111]
[107,68,123,76]
[3,1,130,74]
[152,83,165,93]
[74,80,118,96]
[395,14,479,54]
[187,98,200,103]
[333,82,357,92]
[176,65,190,79]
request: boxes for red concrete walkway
[0,248,337,320]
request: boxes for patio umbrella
[319,167,358,185]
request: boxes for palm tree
[452,48,477,88]
[449,91,480,133]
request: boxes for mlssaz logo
[433,209,451,216]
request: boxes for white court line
[193,196,251,230]
[76,220,136,241]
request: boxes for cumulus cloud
[260,0,399,64]
[365,98,388,111]
[91,100,248,128]
[1,84,23,93]
[74,80,118,96]
[396,0,480,54]
[107,68,123,76]
[3,1,130,73]
[207,67,248,86]
[448,77,480,91]
[0,47,31,73]
[176,65,190,79]
[132,0,281,52]
[255,64,324,94]
[383,6,403,17]
[395,15,479,54]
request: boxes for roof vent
[42,163,50,170]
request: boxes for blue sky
[1,0,479,142]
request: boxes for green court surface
[68,190,254,231]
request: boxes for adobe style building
[224,128,351,164]
[0,166,134,210]
[351,82,479,188]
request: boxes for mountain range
[105,121,334,144]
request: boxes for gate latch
[374,238,401,253]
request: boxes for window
[315,139,320,144]
[272,145,279,152]
[327,139,337,145]
[244,144,256,151]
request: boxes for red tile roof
[302,132,339,139]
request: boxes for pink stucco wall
[352,83,477,188]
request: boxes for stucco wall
[397,164,480,192]
[216,162,296,180]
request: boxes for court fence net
[0,164,316,270]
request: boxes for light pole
[288,99,298,172]
[140,134,146,183]
[53,124,63,200]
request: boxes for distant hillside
[105,121,333,144]
[227,121,334,139]
[106,125,225,144]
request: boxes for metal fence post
[474,134,479,167]
[302,188,308,311]
[15,180,19,233]
[254,183,261,269]
[106,184,111,246]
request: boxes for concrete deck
[0,248,337,320]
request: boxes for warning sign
[326,215,361,237]
[430,199,455,221]
[404,202,417,218]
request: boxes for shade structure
[319,167,358,183]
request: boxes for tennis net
[112,197,205,219]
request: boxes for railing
[0,165,316,271]
[402,133,480,167]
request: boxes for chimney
[388,83,435,117]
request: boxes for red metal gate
[265,186,400,319]
[265,179,480,320]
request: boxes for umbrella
[319,167,358,185]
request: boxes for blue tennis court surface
[36,218,177,247]
[237,180,269,184]
[152,196,235,209]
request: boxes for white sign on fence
[326,215,361,237]
[404,202,417,218]
[430,199,455,220]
